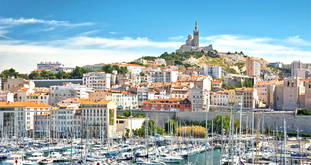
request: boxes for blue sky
[0,0,310,72]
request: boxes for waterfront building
[0,102,51,137]
[79,99,117,138]
[49,104,82,138]
[34,98,117,139]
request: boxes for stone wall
[139,110,311,134]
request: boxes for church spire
[192,21,199,47]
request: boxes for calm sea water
[174,149,221,165]
[0,150,221,165]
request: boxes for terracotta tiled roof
[144,98,186,104]
[212,80,222,84]
[78,98,111,105]
[0,101,51,107]
[17,88,29,92]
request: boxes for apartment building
[49,83,93,105]
[83,72,111,90]
[0,102,51,137]
[143,98,192,112]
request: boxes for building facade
[246,58,261,77]
[49,83,93,105]
[83,72,111,90]
[143,98,192,112]
[0,102,51,138]
[201,66,222,79]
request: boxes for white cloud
[0,42,159,73]
[0,26,11,39]
[0,17,94,27]
[0,36,179,73]
[44,36,182,49]
[201,34,311,63]
[284,35,311,46]
[1,34,311,73]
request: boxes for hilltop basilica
[176,21,213,53]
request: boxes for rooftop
[0,101,51,107]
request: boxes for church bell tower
[192,21,199,47]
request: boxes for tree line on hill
[0,64,128,80]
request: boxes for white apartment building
[118,64,145,75]
[0,91,14,102]
[34,99,117,139]
[201,66,222,79]
[150,70,178,83]
[246,58,261,77]
[83,72,111,90]
[90,90,138,110]
[0,102,51,138]
[79,100,117,138]
[189,88,210,112]
[49,104,82,138]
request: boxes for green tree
[141,56,157,61]
[128,61,144,66]
[133,120,163,136]
[70,66,89,79]
[0,68,20,79]
[56,71,70,79]
[28,71,42,79]
[40,70,56,79]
